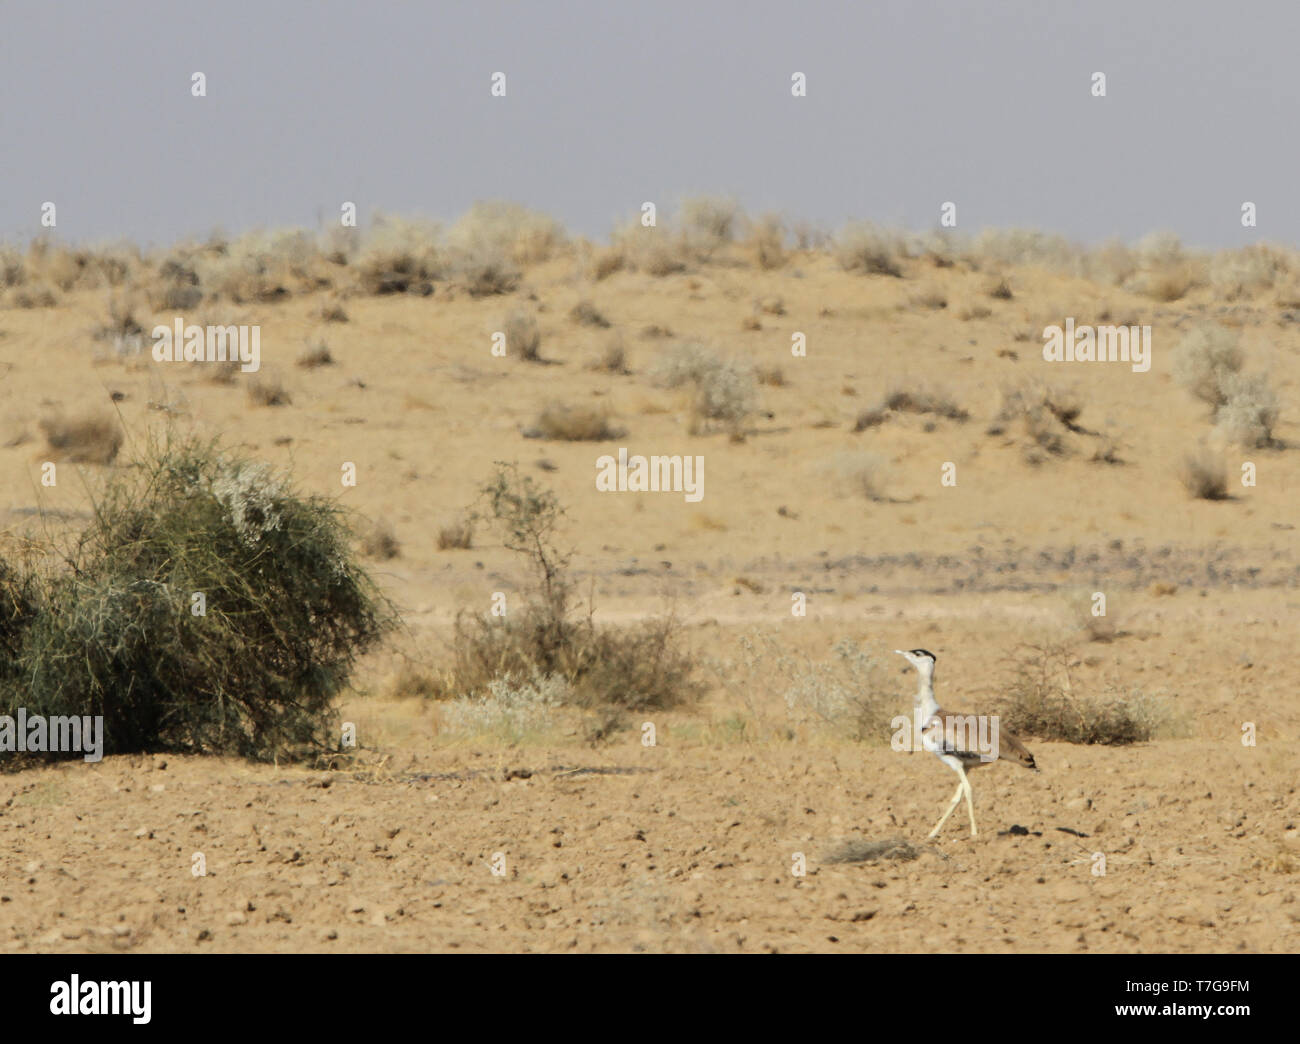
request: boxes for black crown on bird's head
[910,649,936,661]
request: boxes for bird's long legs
[928,765,977,838]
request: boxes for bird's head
[893,648,937,677]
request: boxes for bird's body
[895,648,1037,838]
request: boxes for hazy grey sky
[1,0,1294,249]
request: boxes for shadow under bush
[1,436,395,761]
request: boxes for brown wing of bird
[925,709,1038,772]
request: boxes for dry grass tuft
[651,342,758,438]
[1174,325,1243,409]
[746,213,788,270]
[38,410,124,464]
[536,402,622,441]
[437,518,474,550]
[1179,447,1229,500]
[588,334,630,375]
[998,643,1175,744]
[360,519,400,560]
[503,311,541,362]
[569,300,610,327]
[247,374,292,407]
[296,343,334,369]
[835,222,904,277]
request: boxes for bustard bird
[894,649,1037,838]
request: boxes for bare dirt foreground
[0,733,1294,953]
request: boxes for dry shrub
[315,299,349,323]
[1127,231,1204,301]
[453,249,520,297]
[1079,240,1137,287]
[9,282,58,308]
[93,293,148,358]
[39,410,124,464]
[588,334,630,375]
[569,300,610,327]
[857,384,967,429]
[448,201,565,266]
[1063,588,1118,643]
[988,278,1014,299]
[206,360,240,386]
[968,228,1077,271]
[885,385,968,421]
[998,643,1173,744]
[1173,324,1280,446]
[651,342,758,437]
[437,465,701,711]
[909,286,948,310]
[1214,372,1279,447]
[536,402,621,441]
[589,248,626,281]
[387,662,441,700]
[0,246,27,288]
[199,229,324,303]
[297,343,334,369]
[611,221,690,277]
[355,217,441,295]
[1210,244,1291,300]
[148,248,205,310]
[437,518,474,550]
[1179,446,1229,500]
[712,632,899,742]
[1173,324,1243,408]
[247,374,292,407]
[360,519,400,560]
[832,451,888,502]
[747,213,787,270]
[678,196,741,260]
[834,222,904,277]
[503,311,541,361]
[988,381,1084,459]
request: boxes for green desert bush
[0,436,394,761]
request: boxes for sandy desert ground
[1,224,1297,952]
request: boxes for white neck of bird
[914,672,940,717]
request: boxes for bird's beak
[893,649,906,656]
